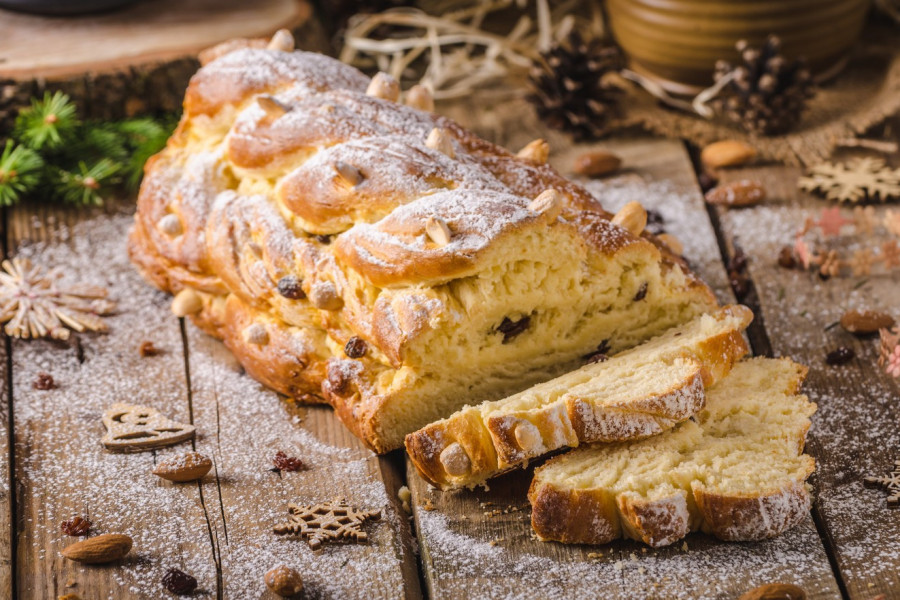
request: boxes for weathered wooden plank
[713,155,900,599]
[183,320,421,599]
[0,290,12,599]
[6,204,219,598]
[406,96,844,599]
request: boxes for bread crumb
[587,552,603,559]
[397,485,411,514]
[613,561,623,571]
[682,542,689,551]
[423,498,436,511]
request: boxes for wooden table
[0,96,897,598]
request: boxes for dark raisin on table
[825,347,855,366]
[162,568,198,595]
[139,341,160,357]
[60,516,91,536]
[344,336,368,358]
[33,372,55,390]
[272,451,304,472]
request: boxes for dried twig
[340,0,602,99]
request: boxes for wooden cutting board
[0,0,325,122]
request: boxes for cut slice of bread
[405,305,752,489]
[528,357,816,547]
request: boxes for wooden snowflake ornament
[0,257,115,340]
[799,157,900,203]
[864,459,900,507]
[101,403,195,452]
[274,499,381,550]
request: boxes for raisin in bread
[529,357,815,547]
[128,31,718,453]
[406,305,751,489]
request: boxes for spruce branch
[14,91,79,151]
[52,159,121,206]
[0,140,45,206]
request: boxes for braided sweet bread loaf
[129,31,717,453]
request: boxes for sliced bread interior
[528,357,816,548]
[405,305,752,489]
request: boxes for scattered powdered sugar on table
[721,202,900,589]
[10,211,408,598]
[416,508,837,600]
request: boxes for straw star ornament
[0,257,116,340]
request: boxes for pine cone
[713,35,815,135]
[528,31,624,140]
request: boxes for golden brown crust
[527,480,619,545]
[404,408,500,489]
[693,476,814,542]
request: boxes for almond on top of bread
[529,357,815,548]
[405,305,752,490]
[129,31,719,453]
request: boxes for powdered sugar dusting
[10,211,410,598]
[415,502,837,599]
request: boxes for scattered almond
[153,452,213,482]
[737,583,807,600]
[171,289,202,317]
[840,309,895,335]
[701,140,757,170]
[61,533,132,564]
[573,150,622,178]
[705,180,766,207]
[265,565,304,597]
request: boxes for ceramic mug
[607,0,872,94]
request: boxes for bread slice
[528,357,815,547]
[405,305,752,489]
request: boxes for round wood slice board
[0,0,312,79]
[0,0,321,123]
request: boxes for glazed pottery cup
[607,0,872,94]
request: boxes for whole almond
[573,150,622,178]
[265,565,304,597]
[153,452,213,482]
[701,140,757,170]
[840,309,895,335]
[61,533,132,564]
[705,180,766,207]
[738,583,807,600]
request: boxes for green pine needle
[53,159,121,206]
[0,140,45,206]
[120,117,175,190]
[14,91,79,151]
